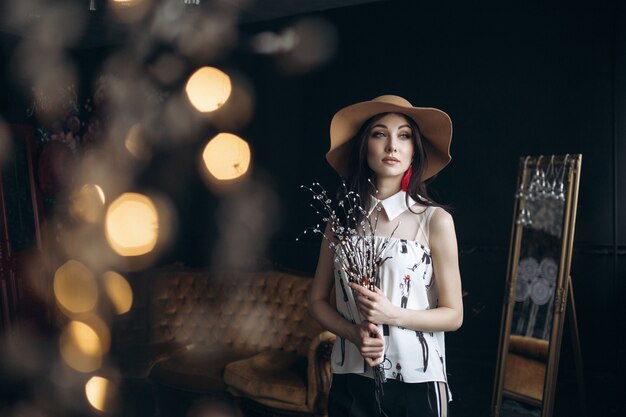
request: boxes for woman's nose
[385,138,397,153]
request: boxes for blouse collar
[369,190,417,221]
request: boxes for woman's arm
[308,224,385,366]
[352,208,464,332]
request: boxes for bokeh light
[162,92,205,143]
[176,10,238,62]
[251,28,298,54]
[185,67,232,112]
[275,17,338,75]
[109,0,153,24]
[69,184,106,223]
[202,133,251,181]
[5,1,85,47]
[59,321,103,372]
[124,123,151,160]
[103,271,133,314]
[86,376,110,412]
[30,61,79,124]
[148,52,187,86]
[54,260,99,316]
[105,193,159,256]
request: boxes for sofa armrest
[306,331,336,415]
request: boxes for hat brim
[327,100,452,180]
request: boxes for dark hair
[339,112,446,222]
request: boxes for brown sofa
[503,334,549,406]
[113,264,335,416]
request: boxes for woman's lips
[382,157,400,164]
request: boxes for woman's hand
[349,320,384,367]
[350,283,398,326]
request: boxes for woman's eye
[399,132,413,139]
[371,131,386,138]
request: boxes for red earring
[401,165,412,191]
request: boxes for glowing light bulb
[54,260,98,315]
[105,193,159,256]
[185,67,232,112]
[202,133,251,180]
[86,376,110,411]
[60,321,103,372]
[103,271,133,314]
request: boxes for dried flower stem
[300,181,400,409]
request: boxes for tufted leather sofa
[115,264,335,416]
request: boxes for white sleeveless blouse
[330,191,450,396]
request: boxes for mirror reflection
[493,155,583,417]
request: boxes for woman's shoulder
[428,207,456,236]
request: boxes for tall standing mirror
[491,154,584,417]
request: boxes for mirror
[491,154,583,417]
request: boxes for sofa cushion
[503,352,545,402]
[224,350,308,407]
[150,348,253,392]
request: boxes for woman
[309,95,463,417]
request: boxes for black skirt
[328,373,449,417]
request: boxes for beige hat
[327,95,453,180]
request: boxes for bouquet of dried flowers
[300,181,398,414]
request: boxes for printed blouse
[330,190,450,394]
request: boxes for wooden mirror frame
[491,154,583,417]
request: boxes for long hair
[338,112,446,223]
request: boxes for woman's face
[366,113,415,181]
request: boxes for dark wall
[247,0,616,258]
[614,0,626,411]
[0,34,29,124]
